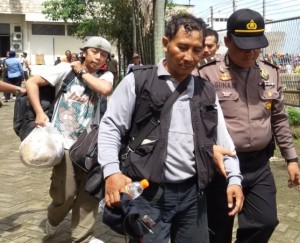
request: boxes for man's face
[133,57,140,65]
[65,51,71,57]
[163,26,204,81]
[224,36,260,68]
[202,35,219,59]
[84,48,109,72]
[71,53,78,62]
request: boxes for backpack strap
[49,70,77,118]
[54,70,77,102]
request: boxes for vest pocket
[121,139,158,180]
[200,104,218,137]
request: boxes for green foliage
[42,0,134,72]
[286,107,300,126]
[43,1,131,46]
[42,0,174,72]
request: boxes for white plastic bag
[19,125,64,168]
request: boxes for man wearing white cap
[198,9,300,243]
[26,36,114,243]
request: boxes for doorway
[0,36,10,57]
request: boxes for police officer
[198,8,300,243]
[192,28,220,75]
[202,28,220,60]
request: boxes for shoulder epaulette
[198,56,217,69]
[261,57,279,69]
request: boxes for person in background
[61,50,72,63]
[71,53,79,62]
[26,36,114,243]
[4,50,24,102]
[20,52,30,80]
[54,56,61,65]
[1,51,10,101]
[126,53,142,74]
[98,13,243,243]
[107,53,118,88]
[198,9,300,243]
[192,28,220,76]
[202,28,220,59]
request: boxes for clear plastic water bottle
[125,178,149,199]
[99,179,149,213]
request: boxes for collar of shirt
[156,58,194,98]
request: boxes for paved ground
[0,94,299,243]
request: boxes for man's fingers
[221,148,236,157]
[213,145,236,157]
[227,185,244,216]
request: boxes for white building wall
[0,0,117,65]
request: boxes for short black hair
[165,13,206,41]
[205,28,219,44]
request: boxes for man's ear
[224,36,230,48]
[162,36,169,52]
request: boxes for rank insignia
[222,91,231,97]
[263,91,273,98]
[260,68,269,80]
[266,101,272,110]
[220,72,232,81]
[219,65,226,73]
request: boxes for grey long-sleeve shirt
[98,59,242,186]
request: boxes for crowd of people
[0,9,300,243]
[264,52,300,74]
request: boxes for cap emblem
[235,19,264,33]
[247,20,257,30]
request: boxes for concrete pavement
[0,95,299,243]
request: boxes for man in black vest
[98,13,244,243]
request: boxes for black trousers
[4,76,22,100]
[206,148,279,243]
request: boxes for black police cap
[227,9,269,50]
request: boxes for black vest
[122,65,217,189]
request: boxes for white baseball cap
[81,36,111,56]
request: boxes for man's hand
[227,185,244,216]
[287,162,300,191]
[104,173,132,208]
[19,87,26,95]
[71,61,84,74]
[35,112,49,127]
[213,145,236,177]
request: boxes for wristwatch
[77,68,88,78]
[15,87,21,96]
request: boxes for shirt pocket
[258,88,279,101]
[217,90,240,119]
